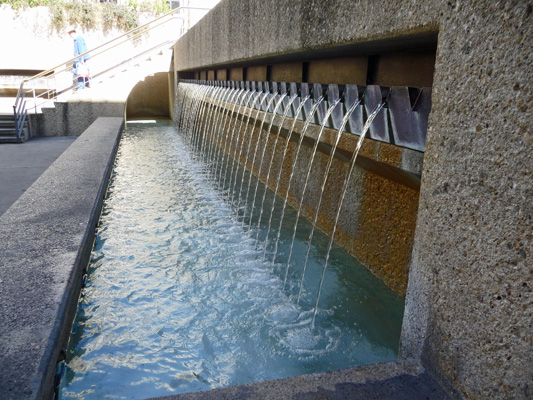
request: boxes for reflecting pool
[61,120,404,399]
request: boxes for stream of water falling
[61,118,403,399]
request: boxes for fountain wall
[172,1,532,399]
[178,84,425,296]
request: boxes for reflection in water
[61,120,404,399]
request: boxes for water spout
[247,88,288,232]
[225,86,257,194]
[235,90,270,216]
[297,94,362,304]
[311,100,387,327]
[286,96,342,303]
[254,92,298,244]
[263,88,311,259]
[241,88,277,227]
[278,93,325,288]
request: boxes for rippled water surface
[61,120,404,399]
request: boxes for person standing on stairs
[68,28,91,90]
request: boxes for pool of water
[61,120,404,399]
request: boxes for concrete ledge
[146,360,450,400]
[0,117,124,400]
[31,100,126,137]
[0,136,77,216]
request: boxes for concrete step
[0,135,20,144]
[0,122,28,130]
[0,114,29,143]
[0,121,16,128]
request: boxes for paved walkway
[0,118,124,400]
[0,136,77,216]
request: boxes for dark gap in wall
[178,71,195,80]
[385,105,396,145]
[302,62,309,83]
[182,48,436,87]
[366,55,379,85]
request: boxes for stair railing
[13,91,28,143]
[12,5,212,140]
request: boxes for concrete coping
[146,359,451,400]
[0,117,124,400]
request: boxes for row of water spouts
[175,80,388,326]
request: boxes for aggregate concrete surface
[0,0,530,398]
[0,136,77,216]
[174,1,533,398]
[0,117,123,400]
[147,360,450,400]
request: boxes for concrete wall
[126,72,171,119]
[31,99,125,137]
[172,1,533,399]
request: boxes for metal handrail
[29,12,182,84]
[12,5,212,140]
[41,38,177,107]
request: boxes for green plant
[102,3,139,33]
[152,0,170,14]
[128,0,139,11]
[2,0,169,33]
[0,0,50,9]
[50,3,65,31]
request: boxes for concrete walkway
[0,118,123,400]
[0,136,77,216]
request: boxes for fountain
[174,81,399,324]
[175,80,428,299]
[58,78,432,399]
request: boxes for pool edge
[0,117,124,400]
[145,359,451,399]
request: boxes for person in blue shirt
[68,28,91,90]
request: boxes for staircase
[0,114,28,144]
[7,6,211,142]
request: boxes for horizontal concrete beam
[149,360,450,400]
[173,0,438,72]
[0,117,123,400]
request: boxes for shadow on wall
[126,72,170,118]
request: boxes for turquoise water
[61,120,404,399]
